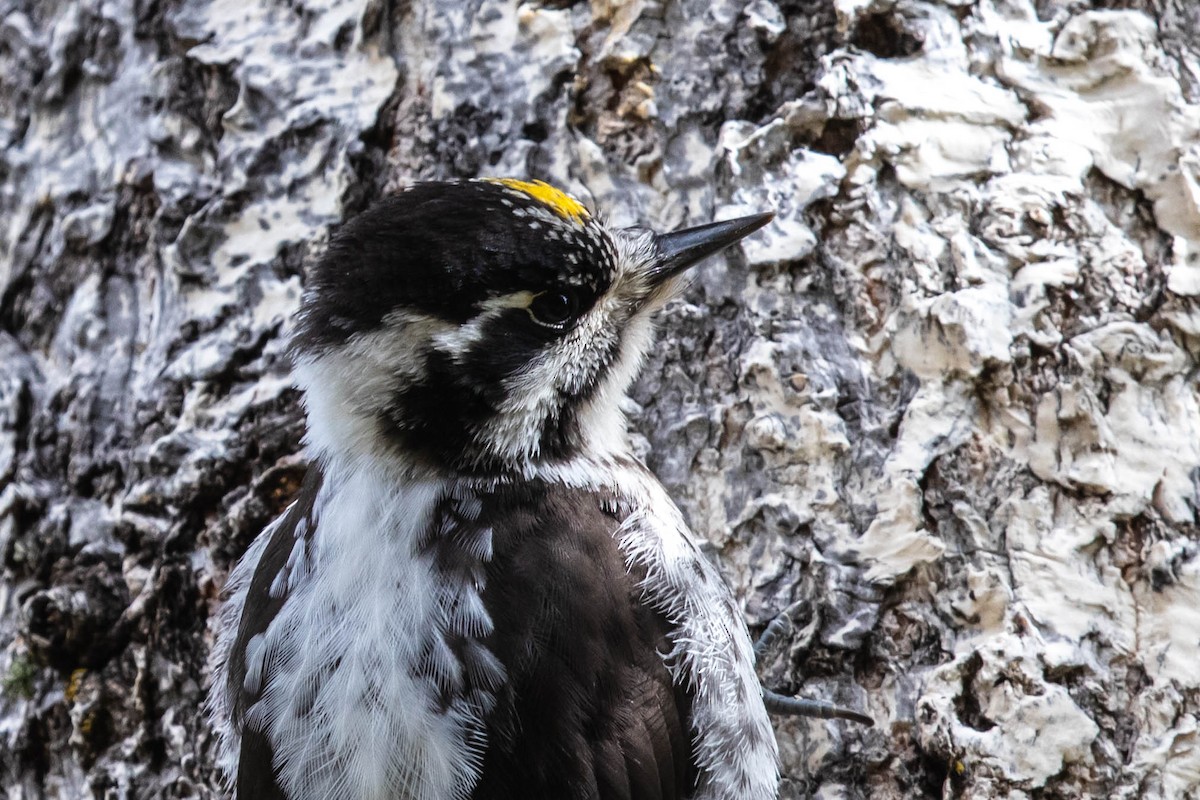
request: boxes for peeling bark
[1,1,1198,798]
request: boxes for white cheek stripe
[292,311,452,460]
[432,293,535,362]
[475,280,658,471]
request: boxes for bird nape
[207,178,869,800]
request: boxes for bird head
[291,179,771,475]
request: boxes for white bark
[1,0,1197,797]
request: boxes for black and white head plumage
[288,179,760,474]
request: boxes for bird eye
[529,290,580,328]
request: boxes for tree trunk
[1,0,1198,797]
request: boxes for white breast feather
[210,460,494,800]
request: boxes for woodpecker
[208,178,866,800]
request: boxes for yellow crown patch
[487,178,590,224]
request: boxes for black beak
[648,212,774,285]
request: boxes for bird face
[291,179,770,474]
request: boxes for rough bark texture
[1,0,1198,798]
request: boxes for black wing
[225,466,324,800]
[472,482,696,800]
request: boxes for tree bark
[1,0,1198,797]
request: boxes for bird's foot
[762,689,874,726]
[754,601,874,726]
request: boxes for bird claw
[762,689,874,726]
[754,601,873,727]
[752,599,807,661]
